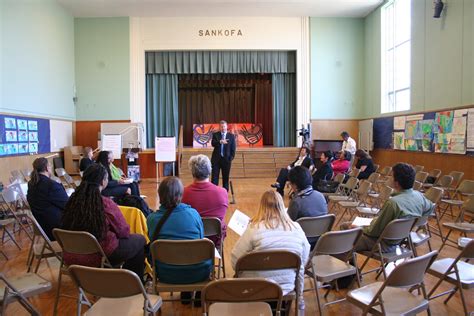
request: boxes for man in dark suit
[211,120,236,191]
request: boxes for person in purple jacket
[61,163,145,277]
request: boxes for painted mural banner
[192,123,263,148]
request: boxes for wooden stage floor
[0,177,471,315]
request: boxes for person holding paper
[344,163,434,253]
[340,131,357,155]
[211,120,236,191]
[96,151,137,197]
[287,166,328,249]
[231,190,310,299]
[182,154,228,247]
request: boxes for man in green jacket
[350,163,434,252]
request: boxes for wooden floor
[1,177,471,315]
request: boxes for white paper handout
[352,217,374,227]
[228,209,251,236]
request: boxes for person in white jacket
[231,190,310,308]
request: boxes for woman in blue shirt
[147,176,212,304]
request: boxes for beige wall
[0,153,59,184]
[311,119,359,144]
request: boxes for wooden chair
[68,265,162,316]
[26,215,62,273]
[150,239,215,306]
[52,228,122,315]
[308,228,363,315]
[428,240,474,315]
[347,251,438,315]
[357,218,417,279]
[0,272,52,316]
[202,217,226,278]
[439,197,474,252]
[202,278,283,316]
[234,250,302,316]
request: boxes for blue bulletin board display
[0,114,50,157]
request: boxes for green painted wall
[1,0,75,119]
[310,17,365,119]
[74,17,130,121]
[364,0,474,118]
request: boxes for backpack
[116,195,152,217]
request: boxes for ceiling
[57,0,383,18]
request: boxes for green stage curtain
[146,74,178,148]
[272,73,296,147]
[146,51,296,74]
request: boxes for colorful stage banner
[193,123,263,148]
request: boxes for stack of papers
[228,209,250,236]
[352,217,373,227]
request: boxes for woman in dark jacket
[96,151,132,197]
[271,146,313,196]
[354,149,375,179]
[312,151,334,189]
[27,157,69,240]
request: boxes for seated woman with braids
[61,164,146,278]
[147,176,212,304]
[96,150,140,197]
[27,157,69,240]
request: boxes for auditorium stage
[122,146,300,180]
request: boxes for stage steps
[180,147,299,180]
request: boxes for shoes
[271,183,281,189]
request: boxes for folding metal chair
[202,217,226,278]
[336,180,372,226]
[0,272,52,316]
[357,217,417,280]
[234,250,302,316]
[150,239,215,307]
[428,240,474,315]
[347,251,438,315]
[356,185,394,218]
[202,278,283,316]
[439,197,474,252]
[439,180,474,220]
[308,228,363,315]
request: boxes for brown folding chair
[0,272,52,316]
[328,177,359,213]
[320,173,345,198]
[439,197,474,252]
[0,218,21,260]
[428,240,474,315]
[347,251,438,315]
[373,164,380,173]
[424,187,445,240]
[26,215,62,273]
[375,166,392,188]
[150,239,215,306]
[297,214,336,252]
[415,171,429,185]
[234,250,302,316]
[424,174,453,194]
[410,215,433,256]
[0,186,32,240]
[68,265,162,316]
[202,217,226,278]
[357,217,417,280]
[336,180,372,226]
[357,185,394,217]
[308,228,363,315]
[52,228,122,316]
[439,180,474,220]
[413,180,423,191]
[447,171,465,195]
[413,165,425,173]
[202,278,283,316]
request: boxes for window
[381,0,411,113]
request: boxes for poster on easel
[102,134,122,159]
[155,137,176,162]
